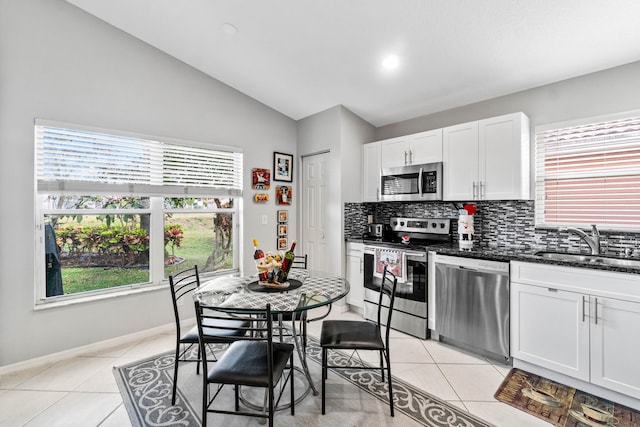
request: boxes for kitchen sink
[534,252,592,262]
[534,251,640,268]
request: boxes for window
[535,111,640,229]
[35,121,242,303]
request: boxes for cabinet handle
[404,151,408,165]
[480,181,485,199]
[582,295,587,322]
[594,297,598,325]
[409,150,413,164]
[472,182,478,199]
[359,258,363,273]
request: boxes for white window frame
[535,109,640,231]
[34,120,243,306]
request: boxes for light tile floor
[0,309,550,427]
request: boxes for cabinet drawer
[511,261,640,301]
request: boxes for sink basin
[589,257,640,268]
[534,251,640,268]
[534,252,592,262]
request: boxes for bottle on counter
[253,238,269,282]
[276,240,296,283]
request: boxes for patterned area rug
[494,368,640,426]
[114,336,494,427]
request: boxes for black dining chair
[320,265,398,416]
[194,301,295,427]
[291,254,308,269]
[168,265,248,405]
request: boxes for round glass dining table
[193,268,350,401]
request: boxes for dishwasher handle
[437,262,509,276]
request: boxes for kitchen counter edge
[345,238,640,275]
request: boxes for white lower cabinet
[511,282,590,380]
[345,242,364,309]
[590,297,640,398]
[511,262,640,400]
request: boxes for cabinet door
[591,297,640,399]
[479,112,530,200]
[380,137,410,168]
[362,142,381,202]
[408,129,443,164]
[346,245,364,309]
[443,121,478,201]
[511,282,590,381]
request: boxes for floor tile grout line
[96,402,125,426]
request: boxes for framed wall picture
[277,237,288,251]
[277,224,288,237]
[275,185,292,205]
[273,152,293,182]
[277,210,288,223]
[251,168,271,190]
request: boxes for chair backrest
[376,265,399,345]
[194,302,276,384]
[292,254,308,269]
[168,265,201,336]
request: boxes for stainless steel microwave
[379,161,443,202]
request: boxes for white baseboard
[0,322,175,375]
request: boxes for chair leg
[196,344,201,375]
[302,317,307,350]
[385,351,394,417]
[172,342,180,405]
[379,350,385,381]
[235,385,240,411]
[268,386,274,427]
[321,348,326,415]
[202,381,208,427]
[290,354,295,416]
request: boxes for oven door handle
[418,167,423,196]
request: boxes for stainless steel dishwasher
[433,254,510,362]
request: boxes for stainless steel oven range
[363,217,451,339]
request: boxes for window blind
[36,124,243,197]
[535,114,640,229]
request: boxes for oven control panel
[389,217,450,234]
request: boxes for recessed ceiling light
[382,55,399,70]
[221,22,238,35]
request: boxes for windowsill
[34,282,167,311]
[33,269,240,311]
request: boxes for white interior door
[302,152,329,272]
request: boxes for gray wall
[376,61,640,140]
[0,0,297,366]
[297,106,375,273]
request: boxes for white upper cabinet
[443,112,530,201]
[443,121,479,201]
[379,136,409,168]
[380,129,443,168]
[479,112,530,200]
[362,141,381,202]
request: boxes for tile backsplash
[344,200,640,256]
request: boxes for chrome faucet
[561,224,601,255]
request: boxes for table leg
[291,312,319,396]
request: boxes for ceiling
[66,0,640,127]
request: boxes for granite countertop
[432,243,640,275]
[346,238,640,275]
